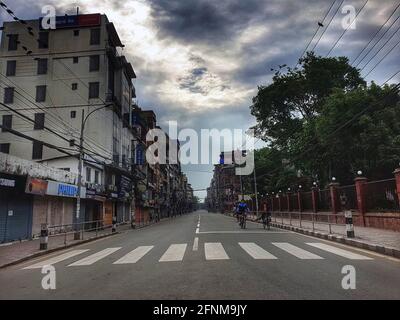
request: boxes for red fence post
[311,187,318,213]
[394,168,400,204]
[329,182,340,214]
[355,177,368,226]
[287,193,291,211]
[297,191,303,212]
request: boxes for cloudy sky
[2,0,400,201]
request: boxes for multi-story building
[206,151,244,212]
[0,13,137,240]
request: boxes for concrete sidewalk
[0,215,182,269]
[0,224,133,269]
[226,212,400,257]
[267,215,400,251]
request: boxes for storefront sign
[25,177,48,196]
[47,181,86,198]
[39,13,101,29]
[0,178,15,187]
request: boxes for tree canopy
[250,52,400,191]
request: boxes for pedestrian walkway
[0,224,132,268]
[240,213,400,251]
[21,240,375,269]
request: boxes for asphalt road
[0,210,399,299]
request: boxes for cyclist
[237,201,249,228]
[259,211,272,230]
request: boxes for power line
[354,15,400,69]
[363,37,400,78]
[296,0,337,64]
[351,2,400,65]
[254,83,400,181]
[309,0,345,53]
[358,24,400,72]
[0,72,113,156]
[383,69,400,85]
[325,0,369,57]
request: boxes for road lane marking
[193,237,199,251]
[159,244,187,262]
[113,246,154,264]
[272,242,324,259]
[68,248,121,266]
[23,250,90,269]
[239,243,277,259]
[205,242,229,260]
[306,243,374,260]
[198,231,290,234]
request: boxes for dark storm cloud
[147,0,267,44]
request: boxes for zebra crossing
[22,242,373,269]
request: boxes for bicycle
[239,214,246,229]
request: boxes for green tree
[250,52,365,148]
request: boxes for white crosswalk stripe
[159,244,187,262]
[68,248,121,266]
[205,242,229,260]
[306,243,373,260]
[23,250,89,269]
[22,241,375,269]
[239,242,277,259]
[272,242,324,259]
[113,246,154,264]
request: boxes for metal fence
[301,191,313,211]
[365,179,400,213]
[337,184,358,211]
[256,211,347,234]
[317,188,331,212]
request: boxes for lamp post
[74,103,113,240]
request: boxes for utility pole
[74,109,85,240]
[253,164,259,216]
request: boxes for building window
[73,57,79,64]
[89,55,100,72]
[0,143,10,154]
[7,34,18,51]
[72,83,78,90]
[34,113,45,130]
[1,115,12,132]
[35,85,46,102]
[37,58,48,75]
[94,170,99,184]
[3,87,14,104]
[32,141,43,160]
[89,82,100,99]
[38,32,49,49]
[6,60,16,76]
[86,167,92,182]
[73,30,80,36]
[70,110,76,118]
[90,28,100,45]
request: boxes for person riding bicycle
[237,201,249,226]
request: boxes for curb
[0,232,120,269]
[0,214,187,269]
[269,222,400,259]
[222,213,400,259]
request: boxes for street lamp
[75,103,113,240]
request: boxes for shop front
[0,173,33,243]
